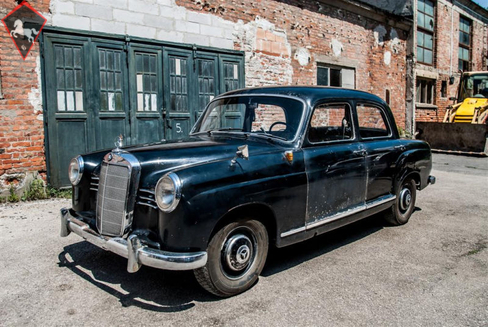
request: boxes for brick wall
[0,0,412,193]
[177,0,410,127]
[0,0,49,193]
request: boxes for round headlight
[155,172,182,213]
[68,156,84,185]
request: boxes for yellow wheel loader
[417,71,488,156]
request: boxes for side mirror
[230,145,249,168]
[237,144,249,160]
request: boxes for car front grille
[96,160,131,236]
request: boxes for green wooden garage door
[41,31,244,187]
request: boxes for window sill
[416,103,438,110]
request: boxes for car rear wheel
[384,177,417,226]
[194,219,268,297]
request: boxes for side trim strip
[280,194,396,238]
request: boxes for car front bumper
[60,208,207,272]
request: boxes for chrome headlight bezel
[68,156,84,186]
[155,172,182,213]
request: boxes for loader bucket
[416,122,488,156]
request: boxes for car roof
[219,86,386,106]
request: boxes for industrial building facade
[0,0,486,191]
[414,0,488,123]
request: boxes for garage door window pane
[136,52,158,112]
[99,49,124,112]
[55,45,84,112]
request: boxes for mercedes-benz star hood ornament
[114,134,124,152]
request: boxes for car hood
[114,135,289,185]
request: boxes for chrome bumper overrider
[60,208,207,272]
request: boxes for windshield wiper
[216,128,243,132]
[194,128,245,137]
[251,132,287,141]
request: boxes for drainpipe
[449,1,454,78]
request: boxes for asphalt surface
[0,153,487,326]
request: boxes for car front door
[302,102,367,226]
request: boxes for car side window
[356,104,390,139]
[308,103,353,143]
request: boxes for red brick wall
[0,1,49,184]
[177,0,410,129]
[0,0,412,190]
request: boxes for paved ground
[0,153,487,326]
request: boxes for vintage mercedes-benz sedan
[60,86,435,297]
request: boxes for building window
[417,0,435,65]
[458,16,471,71]
[416,78,435,104]
[317,65,355,88]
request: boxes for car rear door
[355,102,402,201]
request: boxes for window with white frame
[416,78,436,105]
[317,65,355,89]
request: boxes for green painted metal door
[42,32,244,187]
[129,44,165,144]
[93,41,131,150]
[43,35,94,187]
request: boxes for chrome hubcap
[224,234,254,272]
[399,188,412,212]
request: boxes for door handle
[395,145,406,151]
[353,149,367,157]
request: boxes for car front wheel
[384,177,417,226]
[194,219,268,297]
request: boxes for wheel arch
[394,169,421,193]
[394,150,424,191]
[209,202,277,247]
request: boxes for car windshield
[191,95,304,142]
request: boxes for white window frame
[317,64,355,89]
